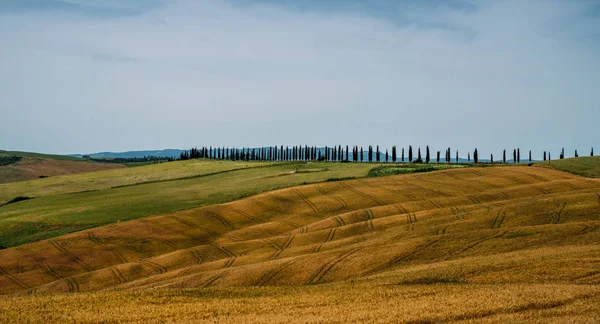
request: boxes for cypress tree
[513,149,516,163]
[503,150,506,163]
[456,150,459,163]
[517,148,520,163]
[376,146,380,162]
[575,149,578,158]
[491,154,494,164]
[591,147,594,157]
[544,151,547,161]
[402,148,405,162]
[529,150,532,162]
[560,148,565,160]
[417,147,422,161]
[408,146,413,163]
[392,146,397,162]
[368,145,373,162]
[474,149,478,163]
[346,145,349,161]
[468,152,471,162]
[360,147,364,162]
[385,149,389,162]
[437,151,440,163]
[549,152,551,160]
[426,145,430,164]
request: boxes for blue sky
[1,0,599,157]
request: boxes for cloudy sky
[1,0,598,157]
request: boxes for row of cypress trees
[179,146,594,163]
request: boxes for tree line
[178,146,595,163]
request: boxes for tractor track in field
[536,186,551,195]
[49,240,94,272]
[35,259,62,281]
[455,231,508,255]
[553,202,567,224]
[226,206,262,222]
[201,273,225,288]
[223,257,237,268]
[468,195,481,204]
[405,213,417,231]
[311,228,337,253]
[365,209,375,231]
[292,189,319,213]
[315,184,349,210]
[202,211,236,229]
[430,200,444,209]
[256,259,299,286]
[490,207,506,229]
[148,218,212,244]
[279,220,302,229]
[374,237,444,273]
[108,267,127,284]
[305,247,363,285]
[215,245,236,258]
[435,226,448,235]
[340,182,385,206]
[140,260,167,274]
[270,235,295,260]
[0,266,30,290]
[332,215,346,227]
[394,204,408,214]
[87,232,128,264]
[62,276,80,293]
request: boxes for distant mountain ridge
[69,149,185,159]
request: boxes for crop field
[0,161,384,247]
[0,164,599,322]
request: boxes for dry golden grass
[0,166,599,322]
[0,157,125,184]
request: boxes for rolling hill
[0,150,125,184]
[0,160,599,322]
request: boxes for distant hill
[69,149,185,159]
[0,150,125,184]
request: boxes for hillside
[0,150,125,184]
[535,156,600,178]
[0,161,388,247]
[0,167,596,291]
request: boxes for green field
[0,160,381,248]
[535,156,600,178]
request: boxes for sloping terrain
[0,166,598,296]
[0,157,125,184]
[535,156,600,178]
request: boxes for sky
[1,0,599,157]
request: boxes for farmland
[0,161,599,322]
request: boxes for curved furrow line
[255,259,299,286]
[112,267,128,283]
[375,237,445,273]
[190,250,204,265]
[554,202,567,224]
[49,240,94,272]
[215,245,236,258]
[140,260,167,274]
[36,259,62,281]
[87,232,128,264]
[0,266,30,290]
[223,257,236,268]
[333,216,346,227]
[108,267,124,285]
[315,184,349,209]
[270,235,295,260]
[226,206,262,222]
[306,247,363,285]
[325,228,337,243]
[279,220,302,229]
[455,231,508,255]
[394,204,408,214]
[490,207,504,229]
[340,182,385,206]
[201,273,225,288]
[292,189,319,213]
[202,211,236,229]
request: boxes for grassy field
[0,161,382,247]
[535,156,600,178]
[0,166,598,322]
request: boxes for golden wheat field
[1,165,599,322]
